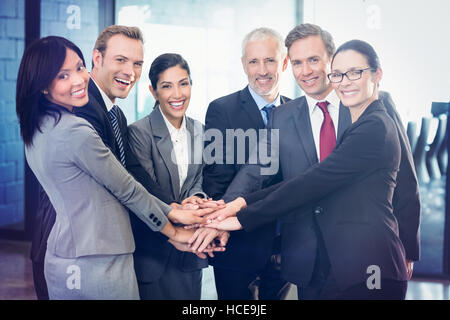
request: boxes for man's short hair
[285,23,335,58]
[241,27,287,59]
[92,25,144,68]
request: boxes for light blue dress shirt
[248,86,281,126]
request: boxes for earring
[42,90,48,95]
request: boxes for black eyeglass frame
[327,67,375,83]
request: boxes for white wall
[304,0,450,124]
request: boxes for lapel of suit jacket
[292,96,318,166]
[180,117,201,197]
[240,86,266,129]
[88,79,119,155]
[280,95,291,105]
[150,107,181,198]
[337,102,352,144]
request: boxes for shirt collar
[305,89,340,116]
[160,108,187,136]
[248,86,281,110]
[91,77,115,112]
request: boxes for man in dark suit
[220,24,420,299]
[30,25,173,299]
[203,27,291,300]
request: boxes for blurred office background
[0,0,449,299]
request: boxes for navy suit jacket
[202,86,290,272]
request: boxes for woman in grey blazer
[16,37,218,300]
[128,53,228,299]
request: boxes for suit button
[149,213,154,219]
[313,207,323,216]
[157,221,161,227]
[153,217,158,223]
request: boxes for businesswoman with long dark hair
[203,40,410,300]
[128,53,228,299]
[16,36,216,299]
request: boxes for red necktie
[317,101,336,161]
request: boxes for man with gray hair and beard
[203,27,292,300]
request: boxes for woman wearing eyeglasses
[203,39,409,300]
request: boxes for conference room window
[115,0,300,124]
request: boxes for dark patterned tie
[108,105,126,167]
[262,104,274,126]
[317,101,336,161]
[263,103,281,235]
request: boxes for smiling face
[289,35,333,100]
[331,49,381,111]
[241,37,288,102]
[91,34,143,103]
[150,65,191,129]
[46,48,90,112]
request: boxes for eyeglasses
[327,67,374,83]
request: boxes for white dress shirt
[305,90,340,162]
[161,111,189,191]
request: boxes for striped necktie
[108,105,126,167]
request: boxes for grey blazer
[127,107,208,283]
[25,110,172,259]
[129,107,206,202]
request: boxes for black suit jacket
[238,100,409,290]
[378,92,420,261]
[202,86,290,272]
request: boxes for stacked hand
[169,197,245,256]
[204,197,247,224]
[166,198,230,258]
[167,198,225,225]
